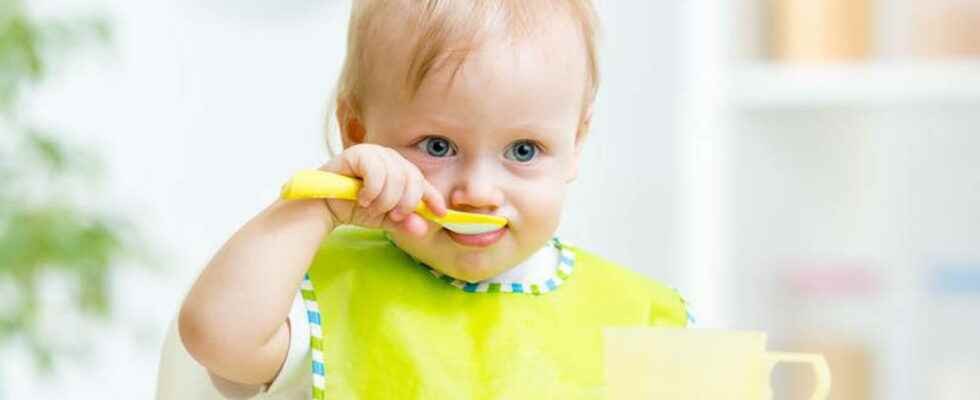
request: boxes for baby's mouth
[446,226,508,247]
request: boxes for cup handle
[763,352,831,400]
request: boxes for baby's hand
[318,144,447,237]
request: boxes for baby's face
[355,20,589,282]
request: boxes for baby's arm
[177,144,446,387]
[179,197,332,386]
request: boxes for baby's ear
[568,104,594,182]
[577,103,594,141]
[337,100,366,148]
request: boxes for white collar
[482,242,560,285]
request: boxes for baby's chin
[393,224,552,282]
[431,232,517,282]
[438,256,513,283]
[390,229,509,281]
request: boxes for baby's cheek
[513,181,566,229]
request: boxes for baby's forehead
[356,1,592,102]
[365,31,590,133]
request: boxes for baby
[160,1,689,399]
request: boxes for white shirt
[155,244,560,400]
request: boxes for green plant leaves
[0,0,152,374]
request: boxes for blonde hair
[326,0,600,155]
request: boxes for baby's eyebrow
[419,112,464,128]
[401,113,568,142]
[504,122,566,138]
[392,113,458,134]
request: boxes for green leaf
[25,129,68,172]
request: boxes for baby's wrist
[269,198,335,234]
[321,199,340,233]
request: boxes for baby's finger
[369,154,407,217]
[400,214,430,237]
[421,180,447,216]
[395,169,425,217]
[351,152,386,208]
[381,213,429,237]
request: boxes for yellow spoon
[280,169,508,235]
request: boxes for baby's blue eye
[417,137,455,157]
[505,140,538,163]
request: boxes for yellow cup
[604,328,831,400]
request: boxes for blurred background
[1,0,978,398]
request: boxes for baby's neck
[480,242,560,284]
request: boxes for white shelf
[732,60,980,110]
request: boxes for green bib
[300,226,688,399]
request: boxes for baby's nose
[449,173,504,213]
